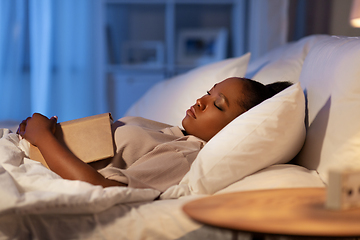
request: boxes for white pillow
[247,35,329,85]
[295,36,360,183]
[179,83,306,194]
[125,53,250,127]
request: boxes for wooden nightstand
[183,188,360,238]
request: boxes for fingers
[16,114,59,137]
[49,116,58,134]
[50,116,58,122]
[17,117,31,136]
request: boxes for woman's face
[182,77,246,141]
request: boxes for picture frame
[121,41,164,68]
[177,28,228,66]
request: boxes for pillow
[215,164,325,195]
[125,53,250,127]
[179,83,306,195]
[294,36,360,184]
[246,35,329,84]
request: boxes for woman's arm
[18,113,126,188]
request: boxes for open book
[29,113,114,168]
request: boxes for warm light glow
[351,18,360,27]
[350,0,360,28]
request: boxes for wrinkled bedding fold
[0,129,160,215]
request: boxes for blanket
[0,129,160,215]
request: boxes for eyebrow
[213,84,230,107]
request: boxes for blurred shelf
[102,0,244,117]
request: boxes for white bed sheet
[0,129,160,215]
[0,128,326,240]
[0,195,243,240]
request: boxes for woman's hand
[16,113,125,188]
[17,113,58,146]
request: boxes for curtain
[0,0,30,121]
[231,0,289,61]
[247,0,289,60]
[0,0,105,122]
[288,0,332,42]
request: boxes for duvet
[0,129,160,215]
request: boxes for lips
[187,106,197,119]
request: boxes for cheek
[204,113,229,129]
[199,115,229,137]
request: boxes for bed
[1,34,360,239]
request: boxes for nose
[196,96,207,111]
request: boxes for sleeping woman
[17,77,292,192]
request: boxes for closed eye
[214,102,222,111]
[208,90,222,110]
